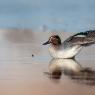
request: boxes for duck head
[43,35,61,46]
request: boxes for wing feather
[64,30,95,46]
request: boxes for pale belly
[49,45,83,58]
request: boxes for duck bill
[43,40,50,45]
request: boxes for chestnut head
[43,35,61,46]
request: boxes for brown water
[0,29,95,95]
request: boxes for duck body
[49,44,82,58]
[43,30,95,59]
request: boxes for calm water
[0,30,94,95]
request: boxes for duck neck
[51,43,61,49]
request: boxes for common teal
[43,30,95,58]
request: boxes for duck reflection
[46,58,95,86]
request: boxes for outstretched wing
[64,30,95,46]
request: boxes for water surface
[0,30,95,95]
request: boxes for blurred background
[0,0,95,32]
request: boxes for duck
[43,30,95,58]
